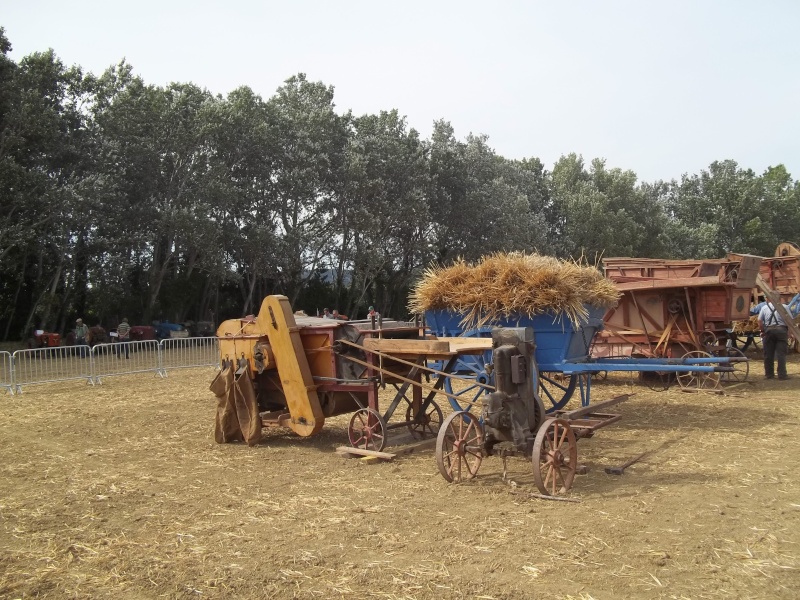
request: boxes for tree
[265,74,348,305]
[339,110,431,317]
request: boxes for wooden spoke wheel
[348,408,387,452]
[532,418,577,496]
[436,411,484,483]
[538,373,577,413]
[405,400,444,440]
[716,346,749,383]
[676,351,721,390]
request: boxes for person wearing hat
[367,306,379,319]
[75,318,89,345]
[75,318,89,357]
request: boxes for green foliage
[0,29,798,338]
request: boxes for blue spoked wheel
[537,372,578,412]
[441,330,578,414]
[442,329,494,414]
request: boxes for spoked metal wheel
[676,351,721,391]
[716,346,749,383]
[405,400,444,440]
[699,331,718,351]
[442,329,493,413]
[539,373,577,413]
[348,408,387,451]
[532,418,577,496]
[436,411,484,483]
[640,370,673,392]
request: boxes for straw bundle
[732,316,760,335]
[409,252,620,329]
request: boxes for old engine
[483,327,546,456]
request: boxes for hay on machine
[408,251,620,330]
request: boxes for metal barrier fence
[1,351,13,395]
[159,337,219,374]
[92,340,162,383]
[12,346,94,393]
[3,339,220,393]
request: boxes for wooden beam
[336,446,396,460]
[438,336,493,353]
[756,275,800,341]
[256,296,325,437]
[616,276,726,291]
[362,338,450,355]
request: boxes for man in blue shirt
[758,301,790,380]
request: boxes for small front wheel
[532,418,577,496]
[348,408,387,452]
[405,400,444,440]
[676,351,721,390]
[436,411,484,483]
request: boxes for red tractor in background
[27,330,62,349]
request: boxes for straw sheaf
[732,316,760,334]
[409,252,620,329]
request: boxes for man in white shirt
[757,301,790,380]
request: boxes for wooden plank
[755,275,800,341]
[256,296,325,437]
[336,446,396,460]
[437,336,494,353]
[615,276,726,291]
[363,338,450,355]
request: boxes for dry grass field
[1,354,799,599]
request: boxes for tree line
[1,28,798,340]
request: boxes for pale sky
[3,0,799,182]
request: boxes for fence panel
[159,337,219,374]
[12,346,93,392]
[1,351,13,395]
[92,340,162,383]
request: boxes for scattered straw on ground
[408,252,620,329]
[2,356,800,599]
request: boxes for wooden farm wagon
[596,254,762,359]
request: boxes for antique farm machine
[417,254,749,494]
[210,295,491,449]
[598,254,761,356]
[211,253,747,496]
[728,243,800,351]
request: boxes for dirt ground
[1,354,799,599]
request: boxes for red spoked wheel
[436,411,484,483]
[405,400,444,440]
[348,408,387,452]
[532,418,578,496]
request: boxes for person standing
[117,317,131,358]
[758,300,790,380]
[323,308,334,319]
[75,318,89,358]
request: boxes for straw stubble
[409,252,620,329]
